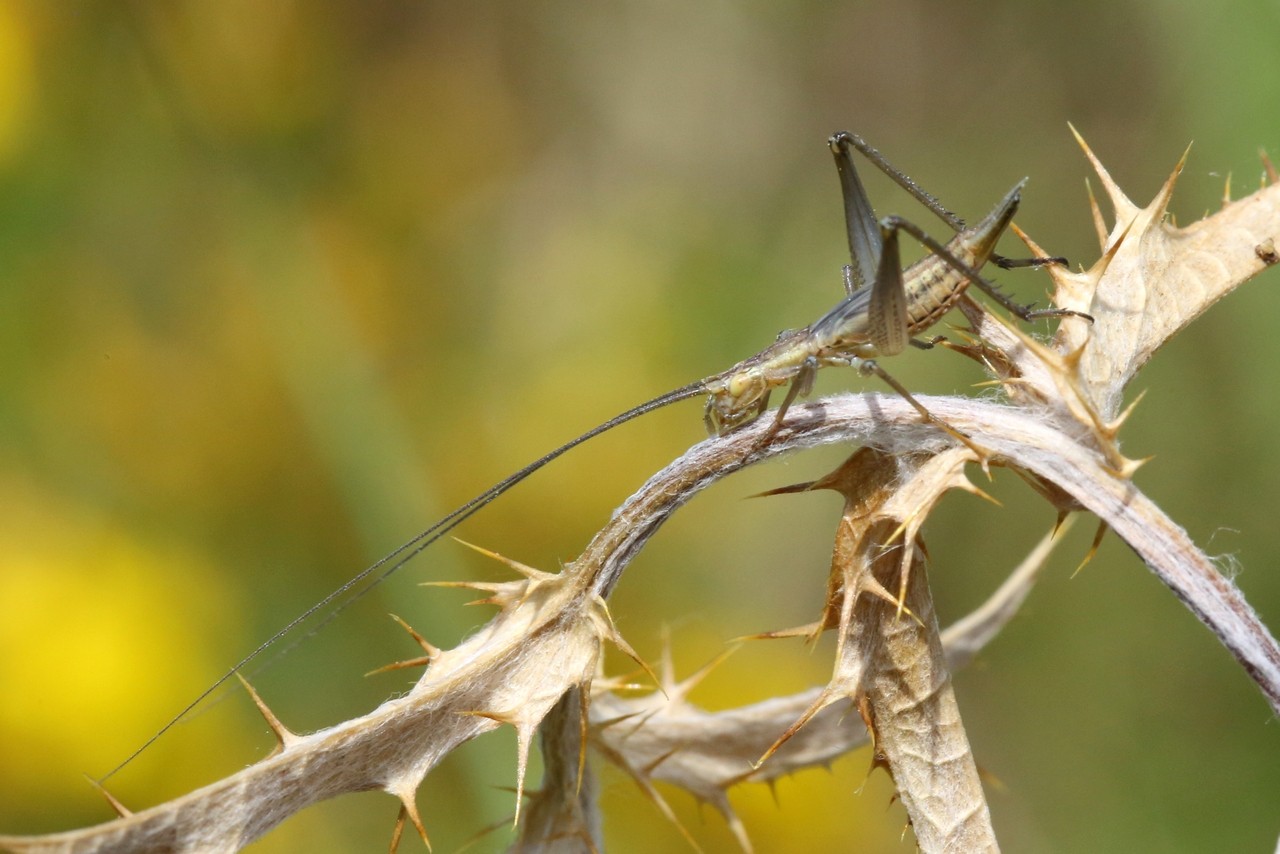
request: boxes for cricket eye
[727,370,757,399]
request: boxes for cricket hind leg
[878,214,1093,324]
[854,215,1087,459]
[857,357,994,463]
[848,216,989,458]
[992,253,1068,269]
[830,135,886,293]
[830,132,1070,271]
[830,131,965,233]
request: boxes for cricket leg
[992,253,1068,269]
[858,358,994,463]
[830,132,1070,271]
[858,227,992,460]
[753,389,772,424]
[703,397,718,435]
[830,131,965,232]
[829,135,884,292]
[756,357,819,445]
[841,264,856,297]
[879,215,1093,324]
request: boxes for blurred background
[2,1,1278,851]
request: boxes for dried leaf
[1049,132,1280,418]
[780,448,995,852]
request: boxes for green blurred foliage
[1,1,1278,851]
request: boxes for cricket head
[702,367,767,434]
[701,327,815,434]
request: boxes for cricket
[107,131,1090,778]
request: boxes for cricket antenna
[101,380,706,782]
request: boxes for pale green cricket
[108,131,1088,778]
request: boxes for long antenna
[101,380,706,782]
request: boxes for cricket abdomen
[902,249,981,333]
[903,182,1021,334]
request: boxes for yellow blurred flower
[0,478,240,815]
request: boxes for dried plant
[3,134,1278,854]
